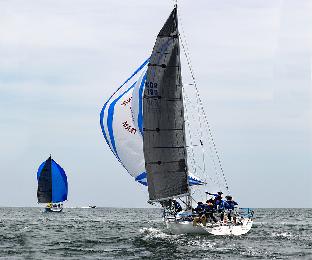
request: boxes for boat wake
[139,227,180,240]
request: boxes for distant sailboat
[36,156,68,213]
[100,4,253,235]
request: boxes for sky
[0,0,311,208]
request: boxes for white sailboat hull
[45,206,63,213]
[165,218,253,236]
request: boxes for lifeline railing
[238,208,254,219]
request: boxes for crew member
[204,200,217,223]
[224,195,238,223]
[172,200,182,213]
[193,202,207,226]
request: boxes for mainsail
[37,156,68,203]
[143,7,189,201]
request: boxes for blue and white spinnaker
[100,59,148,185]
[100,59,204,187]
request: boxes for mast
[143,6,190,202]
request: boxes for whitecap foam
[271,232,293,238]
[139,227,180,240]
[186,239,216,249]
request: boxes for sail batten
[143,7,189,201]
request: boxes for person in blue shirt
[217,199,226,222]
[193,202,207,226]
[206,191,223,208]
[203,199,217,223]
[217,199,226,210]
[172,200,182,213]
[224,195,238,223]
[194,202,205,215]
[206,191,226,221]
[224,196,238,210]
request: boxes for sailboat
[36,156,68,213]
[100,4,253,235]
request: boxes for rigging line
[184,93,222,190]
[177,8,203,140]
[185,78,223,190]
[182,86,203,140]
[180,37,227,193]
[203,118,229,191]
[183,90,221,188]
[178,12,229,193]
[184,89,208,179]
[179,40,204,146]
[183,91,202,151]
[182,89,195,172]
[202,126,223,188]
[181,44,222,190]
[184,92,207,176]
[183,90,208,177]
[182,85,198,175]
[178,11,207,183]
[181,56,225,190]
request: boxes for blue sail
[37,157,68,203]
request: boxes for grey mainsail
[143,7,189,201]
[37,157,52,203]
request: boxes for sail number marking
[122,120,137,134]
[121,97,132,107]
[145,82,158,96]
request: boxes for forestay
[143,7,189,201]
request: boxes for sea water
[0,208,311,259]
